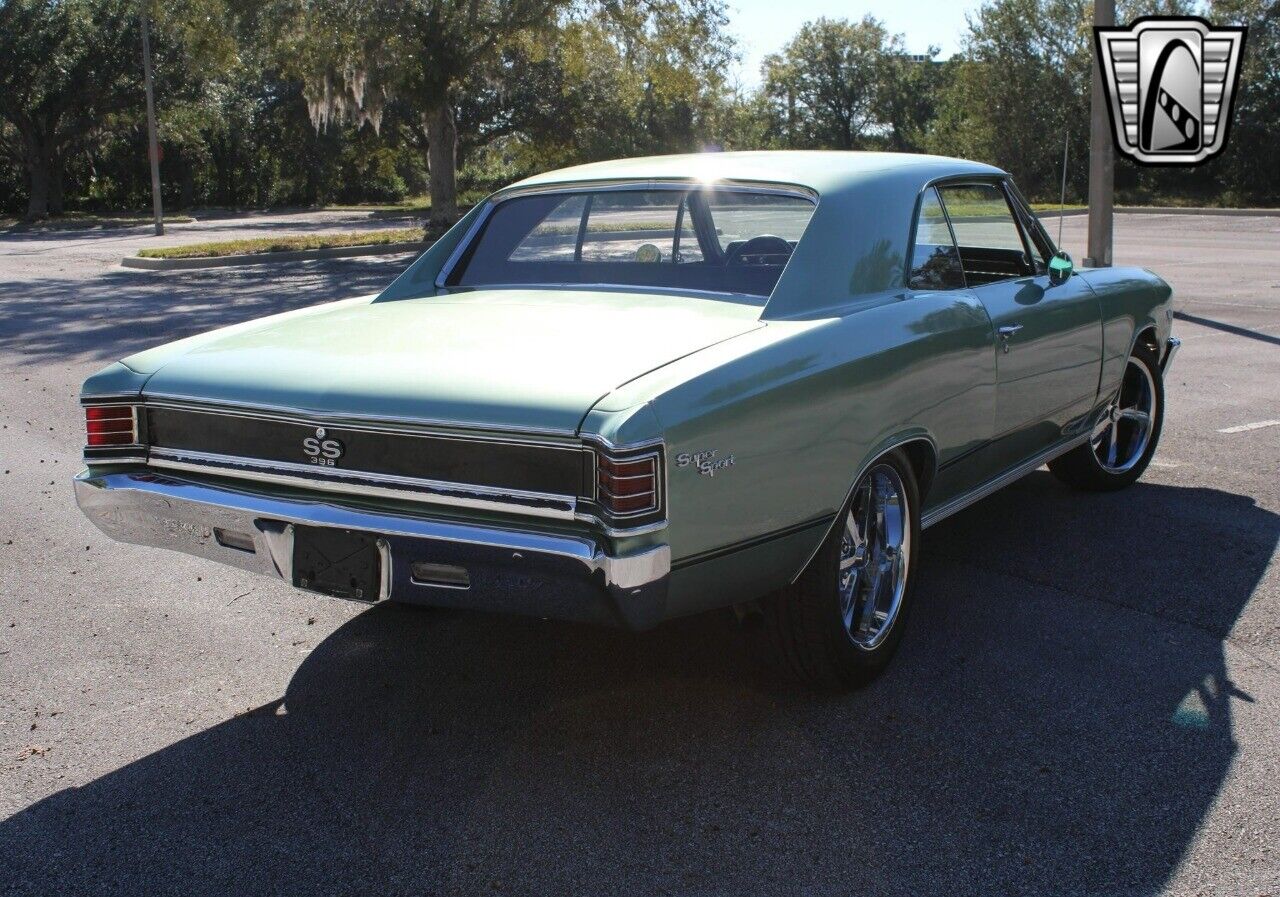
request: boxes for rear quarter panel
[586,290,998,615]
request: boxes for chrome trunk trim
[146,448,579,521]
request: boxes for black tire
[1048,340,1165,492]
[762,449,922,689]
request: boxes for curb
[121,240,431,270]
[1037,206,1280,218]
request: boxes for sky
[725,0,981,88]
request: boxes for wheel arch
[788,433,937,585]
[1131,323,1160,360]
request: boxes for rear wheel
[763,450,921,689]
[1049,341,1164,491]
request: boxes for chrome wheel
[837,464,911,650]
[1091,356,1158,474]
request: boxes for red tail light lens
[84,405,138,447]
[596,453,659,516]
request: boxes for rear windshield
[446,187,816,299]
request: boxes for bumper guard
[74,470,669,629]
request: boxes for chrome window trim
[433,200,497,292]
[435,179,819,291]
[496,178,819,202]
[440,282,772,304]
[147,448,579,521]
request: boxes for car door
[936,181,1103,468]
[901,186,999,510]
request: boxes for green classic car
[74,151,1177,687]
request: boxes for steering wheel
[725,234,793,266]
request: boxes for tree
[760,17,904,150]
[1211,0,1280,205]
[271,0,571,226]
[0,0,140,218]
[876,47,947,152]
[927,0,1093,197]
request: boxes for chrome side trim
[919,433,1089,530]
[147,448,578,520]
[1162,336,1182,374]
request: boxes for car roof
[506,150,1006,197]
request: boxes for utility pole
[141,2,164,236]
[1085,0,1114,267]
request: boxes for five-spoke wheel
[764,450,920,688]
[1050,340,1166,491]
[1090,355,1158,474]
[837,464,911,651]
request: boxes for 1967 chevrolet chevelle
[74,151,1178,687]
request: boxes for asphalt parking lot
[1,211,1277,895]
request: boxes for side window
[507,194,587,262]
[908,187,965,290]
[937,184,1034,286]
[1005,185,1053,272]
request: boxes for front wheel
[763,450,921,689]
[1049,340,1165,491]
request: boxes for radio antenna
[1058,130,1069,246]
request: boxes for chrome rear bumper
[74,470,669,629]
[1163,336,1182,373]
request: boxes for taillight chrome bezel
[581,439,666,530]
[83,401,146,461]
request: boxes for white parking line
[1217,419,1280,434]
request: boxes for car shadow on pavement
[1,473,1275,896]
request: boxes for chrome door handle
[997,324,1023,353]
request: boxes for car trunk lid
[138,289,764,434]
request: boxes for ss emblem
[302,426,344,466]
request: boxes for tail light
[84,404,140,447]
[595,451,660,517]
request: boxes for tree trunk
[48,153,65,215]
[21,130,51,220]
[425,102,458,229]
[179,163,195,209]
[25,160,49,219]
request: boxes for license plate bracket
[292,525,382,602]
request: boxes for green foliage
[2,0,1279,216]
[927,0,1094,197]
[762,17,907,150]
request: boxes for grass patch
[137,227,428,259]
[1029,202,1087,213]
[322,195,432,213]
[2,212,196,232]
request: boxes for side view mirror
[1048,250,1074,283]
